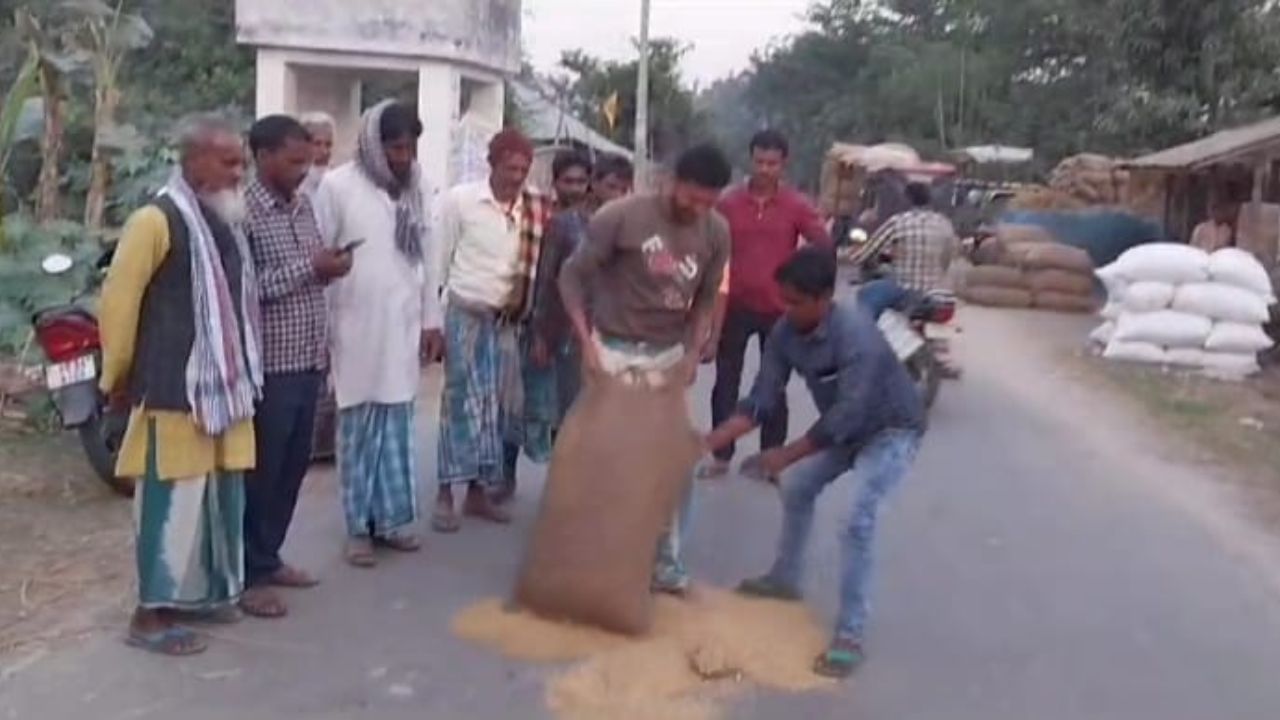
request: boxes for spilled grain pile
[452,587,835,719]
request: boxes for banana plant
[62,0,152,231]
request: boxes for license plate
[877,311,925,361]
[45,355,96,390]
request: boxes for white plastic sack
[1103,340,1167,364]
[1165,348,1206,367]
[1209,248,1275,300]
[1100,302,1123,320]
[1095,264,1128,300]
[1089,321,1116,346]
[1111,243,1210,284]
[1113,310,1212,348]
[1199,351,1260,378]
[1171,282,1271,324]
[1121,281,1176,313]
[1205,322,1275,353]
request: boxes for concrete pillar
[254,49,296,118]
[418,61,460,196]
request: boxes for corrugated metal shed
[509,80,633,159]
[1126,116,1280,170]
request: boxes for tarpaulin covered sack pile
[514,373,703,635]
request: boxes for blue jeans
[653,479,695,591]
[858,278,913,320]
[768,428,921,641]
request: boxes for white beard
[202,187,248,226]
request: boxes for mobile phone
[338,239,365,254]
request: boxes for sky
[523,0,814,86]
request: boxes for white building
[235,0,520,193]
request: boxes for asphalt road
[5,307,1280,720]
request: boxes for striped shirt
[244,178,328,374]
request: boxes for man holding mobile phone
[314,101,443,567]
[240,115,351,619]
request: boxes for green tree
[554,38,704,160]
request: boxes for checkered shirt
[244,177,328,374]
[867,209,956,293]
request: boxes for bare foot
[463,485,512,524]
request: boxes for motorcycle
[31,250,133,496]
[844,227,957,409]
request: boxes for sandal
[489,481,516,506]
[463,496,512,525]
[170,605,242,625]
[344,538,378,568]
[736,575,802,602]
[239,586,288,619]
[269,565,320,588]
[431,507,461,534]
[813,640,865,678]
[374,532,422,553]
[126,625,207,656]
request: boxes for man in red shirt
[701,130,831,481]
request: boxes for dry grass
[0,429,132,665]
[1090,361,1280,527]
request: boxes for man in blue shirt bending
[705,245,925,678]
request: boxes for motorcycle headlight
[848,228,869,244]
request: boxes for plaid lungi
[338,402,418,537]
[438,300,522,485]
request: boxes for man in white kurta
[314,101,443,566]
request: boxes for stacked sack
[963,225,1098,313]
[1048,154,1130,206]
[1092,245,1276,377]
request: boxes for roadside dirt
[0,427,132,668]
[1082,358,1280,529]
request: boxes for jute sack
[1027,269,1094,296]
[514,374,702,636]
[996,223,1055,247]
[962,286,1033,308]
[1021,243,1095,274]
[1034,291,1097,314]
[966,265,1028,290]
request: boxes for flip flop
[345,538,378,567]
[813,641,865,679]
[736,575,803,602]
[239,587,288,619]
[374,532,422,553]
[171,605,243,625]
[431,509,462,534]
[125,626,207,656]
[463,499,512,525]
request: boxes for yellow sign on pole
[602,91,620,132]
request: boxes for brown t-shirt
[560,194,730,347]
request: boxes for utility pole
[634,0,651,189]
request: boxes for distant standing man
[559,144,732,594]
[706,246,924,678]
[434,129,550,528]
[299,111,336,198]
[702,130,830,482]
[314,101,443,567]
[100,113,263,655]
[1191,198,1241,252]
[589,154,635,211]
[531,149,595,425]
[238,115,352,618]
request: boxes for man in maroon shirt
[701,130,831,481]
